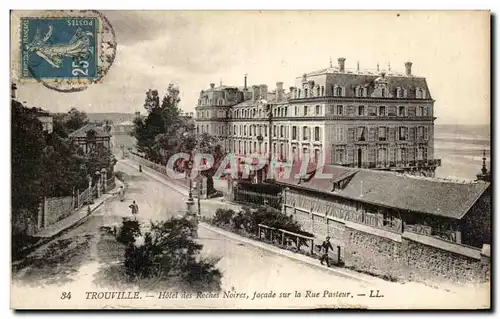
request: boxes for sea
[434,124,491,181]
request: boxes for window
[356,86,363,97]
[357,126,366,141]
[298,89,301,98]
[244,125,247,136]
[273,125,277,137]
[304,105,308,116]
[335,149,345,164]
[314,127,320,141]
[398,106,406,117]
[378,127,387,141]
[417,126,424,140]
[249,125,252,136]
[292,146,297,160]
[321,86,325,96]
[377,148,387,164]
[294,106,298,116]
[398,126,407,141]
[292,126,297,140]
[336,105,344,115]
[315,105,321,115]
[316,87,320,96]
[399,148,408,163]
[422,106,428,117]
[358,105,365,116]
[336,86,343,96]
[379,106,386,116]
[335,127,345,143]
[381,88,386,97]
[284,107,288,116]
[314,149,320,163]
[305,89,308,98]
[280,125,284,138]
[303,127,310,140]
[396,87,403,98]
[264,125,268,137]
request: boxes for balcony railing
[334,159,441,169]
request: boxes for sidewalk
[35,181,122,238]
[121,157,387,285]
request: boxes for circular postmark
[20,10,117,93]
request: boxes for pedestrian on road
[129,201,139,218]
[119,186,125,202]
[320,236,334,267]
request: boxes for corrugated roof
[69,123,111,138]
[273,164,490,219]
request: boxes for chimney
[338,57,346,72]
[276,82,284,102]
[259,84,268,100]
[405,61,413,76]
[252,85,260,102]
[244,74,248,91]
[210,83,215,89]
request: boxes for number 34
[72,61,89,76]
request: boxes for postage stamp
[12,10,116,93]
[21,17,98,79]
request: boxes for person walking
[129,201,139,219]
[119,186,125,202]
[320,236,334,267]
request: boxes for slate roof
[69,123,111,138]
[232,92,280,108]
[273,164,490,220]
[299,69,432,100]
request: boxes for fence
[107,176,116,191]
[258,223,315,255]
[77,188,91,209]
[234,189,282,209]
[127,152,194,190]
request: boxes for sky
[13,10,490,125]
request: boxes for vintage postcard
[10,10,491,310]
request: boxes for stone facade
[195,59,440,177]
[280,176,491,285]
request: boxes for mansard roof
[273,164,490,220]
[297,70,432,100]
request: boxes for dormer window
[416,88,427,99]
[381,88,386,97]
[356,86,363,97]
[396,87,403,98]
[335,86,343,97]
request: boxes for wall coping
[402,231,482,260]
[344,221,402,242]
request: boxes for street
[11,160,489,309]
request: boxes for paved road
[11,160,489,309]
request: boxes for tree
[119,217,221,290]
[177,132,225,195]
[133,85,183,163]
[64,107,89,133]
[11,100,46,217]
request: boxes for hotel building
[195,58,441,177]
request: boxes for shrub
[116,218,141,245]
[121,217,221,290]
[212,208,235,226]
